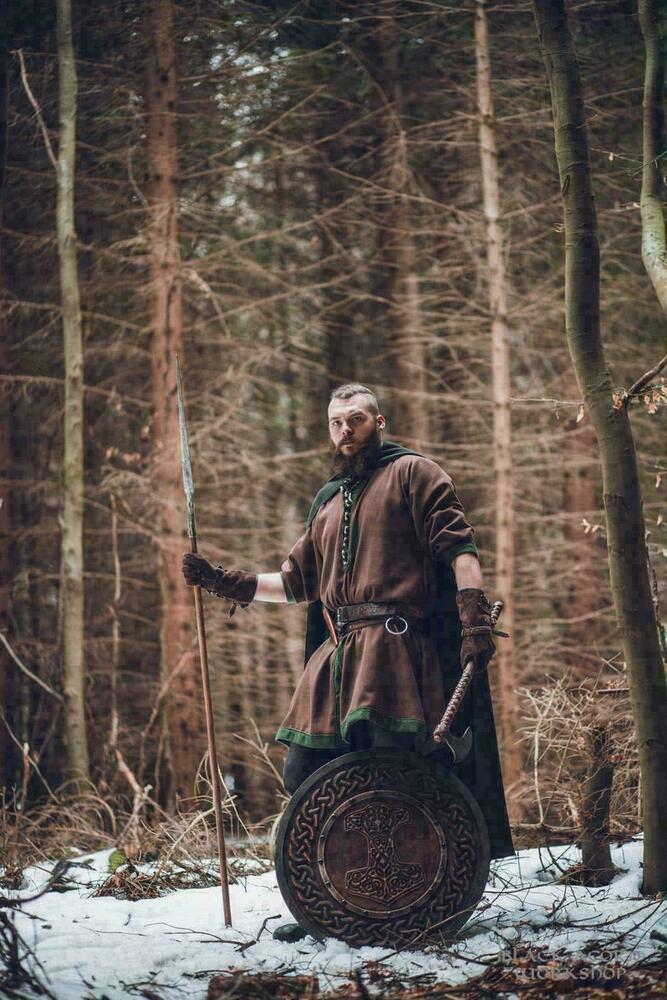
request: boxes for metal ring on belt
[384,615,409,635]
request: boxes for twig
[0,709,57,800]
[352,969,372,1000]
[0,861,70,909]
[0,633,63,702]
[0,910,58,999]
[626,353,667,401]
[15,49,58,170]
[256,913,282,941]
[115,749,151,858]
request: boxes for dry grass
[0,755,276,903]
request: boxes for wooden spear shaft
[191,534,232,926]
[176,358,232,926]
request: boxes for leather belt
[335,602,426,626]
[323,602,426,645]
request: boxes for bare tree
[57,0,89,785]
[533,0,667,893]
[474,0,521,802]
[145,0,198,806]
[0,3,11,788]
[639,0,667,318]
[373,6,429,445]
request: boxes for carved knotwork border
[284,761,482,948]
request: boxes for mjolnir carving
[433,600,505,746]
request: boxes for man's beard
[331,428,383,480]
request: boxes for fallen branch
[0,861,70,909]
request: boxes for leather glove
[182,554,258,608]
[456,588,496,674]
[182,552,217,590]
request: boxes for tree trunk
[145,0,198,807]
[639,0,667,313]
[533,0,667,893]
[374,9,429,445]
[0,254,10,791]
[0,4,11,789]
[474,0,521,805]
[561,414,602,677]
[57,0,89,786]
[580,725,615,886]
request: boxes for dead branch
[14,49,58,171]
[626,353,667,402]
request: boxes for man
[183,383,513,934]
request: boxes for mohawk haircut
[329,383,380,416]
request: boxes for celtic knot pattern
[282,759,486,948]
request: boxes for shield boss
[275,750,490,948]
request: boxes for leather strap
[334,602,426,626]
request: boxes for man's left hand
[456,589,496,674]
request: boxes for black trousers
[283,724,421,794]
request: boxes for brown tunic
[275,455,478,749]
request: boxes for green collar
[306,441,420,527]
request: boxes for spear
[176,357,232,926]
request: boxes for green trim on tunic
[442,541,478,566]
[275,726,346,749]
[280,571,297,605]
[345,476,372,575]
[340,707,425,741]
[276,713,428,751]
[332,643,342,723]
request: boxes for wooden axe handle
[433,600,504,744]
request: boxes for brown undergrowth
[204,955,667,999]
[0,764,273,902]
[513,668,641,886]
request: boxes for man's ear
[377,414,386,430]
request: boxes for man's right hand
[182,554,258,605]
[182,552,216,590]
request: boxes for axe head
[440,726,473,764]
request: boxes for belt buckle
[385,615,408,636]
[334,608,347,637]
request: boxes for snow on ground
[3,836,666,998]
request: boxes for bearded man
[183,383,514,934]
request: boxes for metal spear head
[176,357,196,540]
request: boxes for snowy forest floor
[1,837,666,999]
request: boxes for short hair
[329,382,380,415]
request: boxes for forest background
[1,0,666,860]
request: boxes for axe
[433,600,505,758]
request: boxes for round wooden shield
[275,750,490,948]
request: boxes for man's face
[328,394,385,455]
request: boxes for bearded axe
[176,357,232,927]
[433,600,505,752]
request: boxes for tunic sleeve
[280,527,320,604]
[402,458,478,566]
